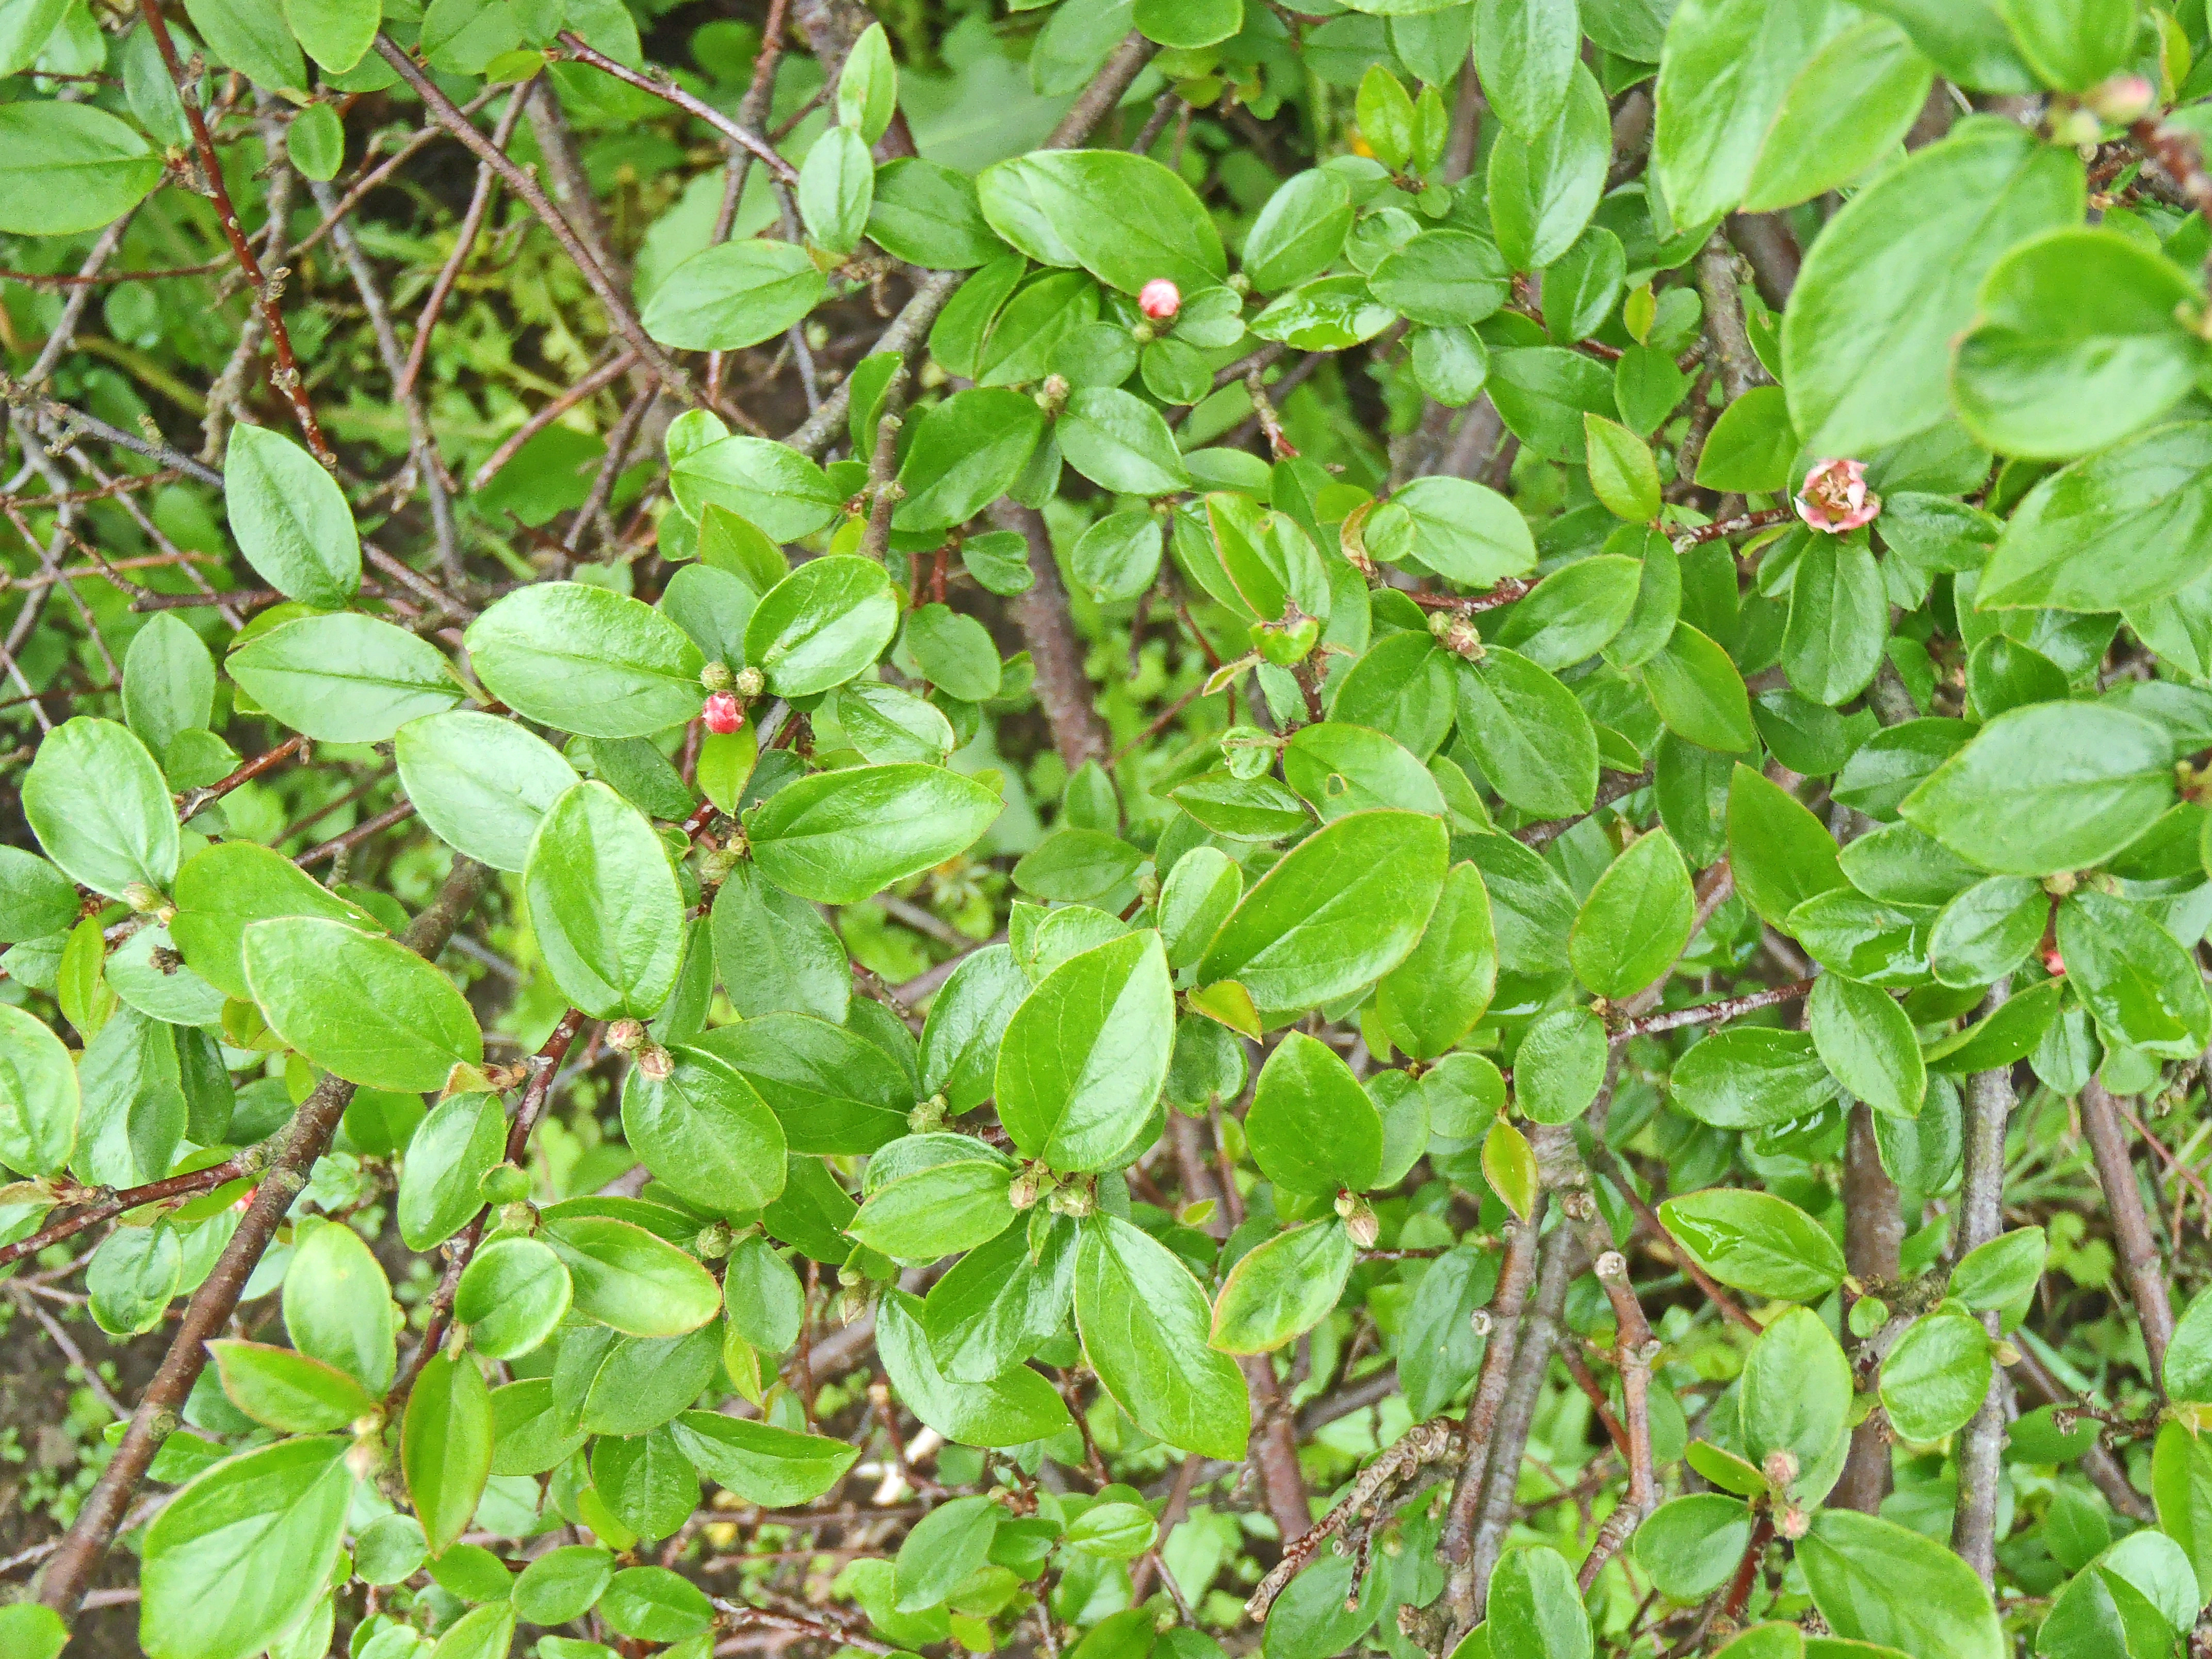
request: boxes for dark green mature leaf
[671,1412,862,1506]
[396,710,580,873]
[1808,973,1925,1118]
[1671,1028,1839,1128]
[466,582,705,739]
[1453,648,1598,818]
[1488,1544,1592,1659]
[1653,0,1831,224]
[746,763,1002,904]
[877,1291,1073,1447]
[671,436,843,540]
[997,931,1173,1171]
[2057,890,2212,1060]
[1373,861,1495,1059]
[0,1003,78,1177]
[1247,1031,1382,1195]
[1899,702,2175,876]
[622,1045,787,1217]
[745,556,900,696]
[1660,1189,1845,1302]
[978,150,1227,295]
[1488,64,1607,271]
[1953,230,2205,461]
[541,1214,721,1337]
[1075,1214,1248,1458]
[1781,118,2083,459]
[1800,1509,2006,1659]
[1569,829,1694,999]
[893,389,1046,532]
[1198,810,1447,1020]
[1978,424,2212,613]
[403,1349,494,1556]
[1634,1495,1754,1602]
[700,1013,910,1154]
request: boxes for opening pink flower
[1796,458,1880,533]
[702,691,744,735]
[1138,278,1180,322]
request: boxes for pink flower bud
[2083,74,2156,125]
[702,691,744,735]
[1138,278,1180,322]
[1795,457,1881,534]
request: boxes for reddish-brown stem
[136,0,330,462]
[399,79,534,397]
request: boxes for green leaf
[1389,476,1537,587]
[1488,1544,1592,1659]
[141,1438,355,1659]
[798,125,873,255]
[1369,231,1511,327]
[671,435,843,541]
[622,1044,788,1217]
[169,841,383,1000]
[398,1093,506,1250]
[1198,809,1448,1020]
[849,1157,1015,1260]
[1740,18,1936,212]
[997,931,1175,1172]
[1475,0,1578,137]
[0,1002,78,1177]
[1453,647,1599,818]
[1808,973,1925,1118]
[282,0,377,71]
[642,240,827,350]
[466,582,705,739]
[1354,64,1414,171]
[395,710,579,873]
[919,944,1028,1113]
[0,102,164,237]
[743,555,898,697]
[222,424,360,608]
[541,1213,721,1336]
[1783,535,1888,707]
[1728,764,1848,927]
[1075,1213,1248,1459]
[0,0,70,78]
[2057,889,2212,1060]
[1672,1027,1839,1128]
[671,1410,861,1505]
[284,1218,395,1393]
[892,387,1046,533]
[524,782,686,1020]
[1652,0,1829,224]
[1658,1189,1846,1303]
[87,1217,181,1334]
[1242,169,1356,294]
[747,763,1003,905]
[905,603,1002,702]
[209,1340,377,1433]
[513,1547,614,1627]
[1059,387,1189,496]
[922,1214,1078,1382]
[1248,1031,1383,1195]
[228,613,459,742]
[1400,1243,1501,1417]
[1994,0,2135,89]
[1781,118,2082,458]
[1899,702,2176,876]
[245,918,482,1093]
[1374,861,1496,1059]
[1639,623,1756,753]
[1949,1225,2045,1311]
[896,1494,1001,1613]
[1696,386,1797,493]
[868,157,1001,269]
[1953,230,2204,461]
[23,716,178,900]
[403,1349,495,1556]
[1584,414,1661,522]
[1210,1218,1354,1354]
[710,862,851,1022]
[1569,829,1694,999]
[1742,1305,1850,1494]
[453,1235,572,1360]
[1250,275,1398,349]
[0,847,82,944]
[1880,1310,1994,1444]
[977,149,1226,296]
[877,1290,1074,1446]
[1634,1495,1755,1601]
[0,1607,67,1659]
[1977,423,2212,613]
[123,613,216,764]
[1488,64,1608,271]
[700,1013,910,1154]
[1800,1509,2005,1659]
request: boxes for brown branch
[1610,979,1814,1041]
[1834,1104,1901,1515]
[1439,1211,1543,1573]
[1046,31,1159,149]
[1513,769,1652,849]
[1242,1417,1455,1623]
[136,0,329,463]
[400,79,535,398]
[2083,1077,2176,1390]
[32,859,493,1620]
[555,35,800,185]
[373,36,696,401]
[991,501,1108,771]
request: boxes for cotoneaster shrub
[1,2,2209,1658]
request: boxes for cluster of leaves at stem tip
[21,1,2212,1658]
